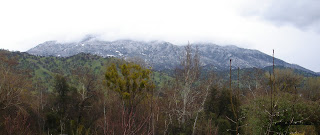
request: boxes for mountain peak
[79,35,99,42]
[27,39,315,73]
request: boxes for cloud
[240,0,320,31]
[1,0,320,71]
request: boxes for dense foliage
[0,49,319,135]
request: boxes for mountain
[0,50,172,89]
[27,37,315,74]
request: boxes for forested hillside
[1,48,320,135]
[3,51,171,90]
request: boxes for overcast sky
[0,0,320,72]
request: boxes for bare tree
[0,51,33,134]
[192,73,215,135]
[175,43,200,125]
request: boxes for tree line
[0,47,320,135]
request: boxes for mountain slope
[27,38,315,73]
[1,50,172,89]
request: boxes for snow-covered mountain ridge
[26,38,314,73]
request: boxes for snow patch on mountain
[27,38,314,73]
